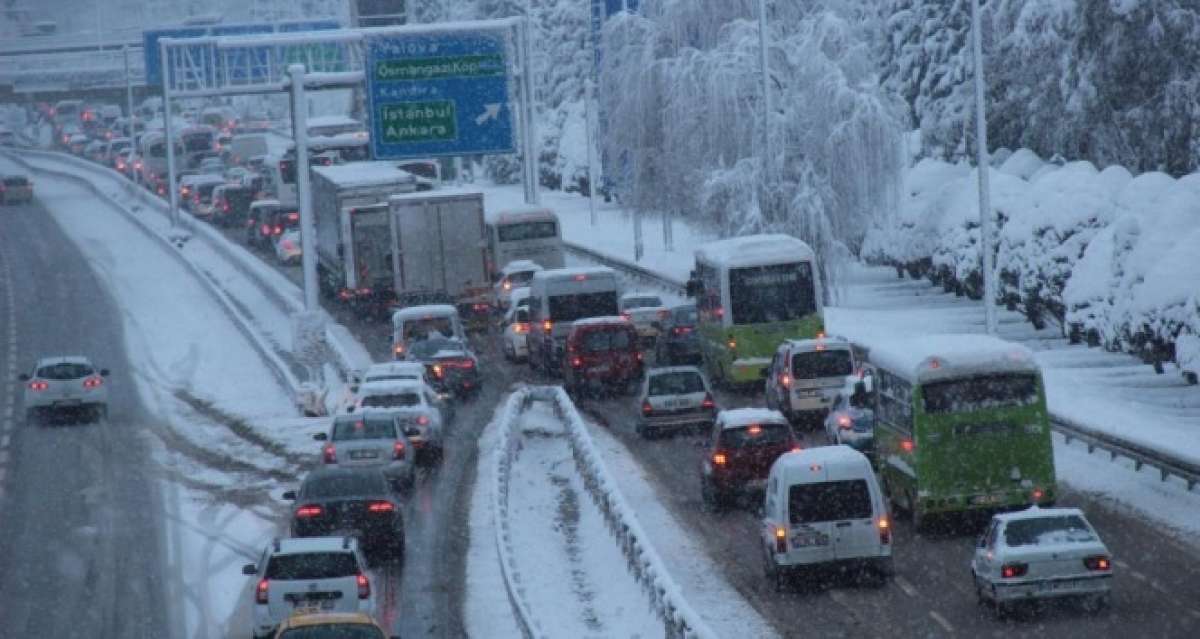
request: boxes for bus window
[729,262,816,325]
[921,373,1039,414]
[498,221,557,242]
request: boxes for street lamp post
[970,0,997,335]
[757,0,772,187]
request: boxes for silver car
[20,356,109,423]
[351,380,446,461]
[314,412,416,490]
[972,506,1114,617]
[636,366,717,438]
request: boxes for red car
[700,408,800,510]
[562,317,643,395]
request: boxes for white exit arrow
[474,103,502,126]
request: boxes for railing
[564,241,1200,495]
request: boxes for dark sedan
[284,467,405,563]
[655,304,701,366]
[406,336,482,398]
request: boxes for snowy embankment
[861,150,1200,373]
[468,387,742,639]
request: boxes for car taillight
[726,337,737,350]
[357,288,371,296]
[338,289,353,301]
[281,239,294,250]
[273,225,282,235]
[261,223,271,236]
[837,415,852,430]
[900,439,915,453]
[1000,563,1028,579]
[542,320,553,333]
[701,393,715,410]
[255,578,269,604]
[774,526,788,553]
[393,343,405,356]
[878,517,891,544]
[322,444,336,464]
[432,364,444,378]
[83,376,103,389]
[417,414,430,426]
[28,380,49,392]
[1031,487,1045,502]
[672,326,692,335]
[621,312,631,321]
[641,400,653,416]
[367,500,394,513]
[1083,555,1111,571]
[779,373,791,388]
[712,451,727,466]
[393,441,406,460]
[571,356,583,368]
[502,280,512,291]
[357,573,370,599]
[635,351,644,362]
[514,322,528,334]
[295,504,324,518]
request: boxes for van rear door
[811,476,878,561]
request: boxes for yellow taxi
[272,611,396,639]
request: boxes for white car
[972,506,1114,616]
[243,536,377,639]
[493,259,542,310]
[499,287,532,361]
[274,228,302,265]
[20,356,109,423]
[619,292,670,339]
[314,411,416,490]
[636,366,717,438]
[351,380,445,460]
[346,361,454,424]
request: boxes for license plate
[791,532,830,547]
[293,599,336,614]
[1042,579,1081,592]
[350,450,378,460]
[796,389,821,398]
[665,399,690,409]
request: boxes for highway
[0,198,174,638]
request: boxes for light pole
[970,0,997,335]
[757,0,772,187]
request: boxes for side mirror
[281,490,297,501]
[313,432,327,441]
[17,373,29,381]
[100,369,110,377]
[242,563,258,575]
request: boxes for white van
[760,446,893,589]
[391,304,465,360]
[764,335,859,425]
[525,267,620,373]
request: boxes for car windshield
[303,473,386,499]
[278,626,385,639]
[922,374,1040,414]
[265,552,358,580]
[788,480,873,524]
[408,338,463,359]
[718,423,791,448]
[648,372,705,396]
[361,393,420,408]
[578,328,633,353]
[332,418,395,441]
[36,363,94,379]
[507,270,536,286]
[548,291,618,322]
[623,296,662,309]
[792,350,853,379]
[1003,515,1096,547]
[403,317,455,341]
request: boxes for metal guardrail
[564,241,1200,494]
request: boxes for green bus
[686,234,824,386]
[865,334,1056,529]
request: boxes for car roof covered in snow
[646,365,705,378]
[388,186,483,204]
[865,334,1040,385]
[531,266,616,284]
[620,291,664,302]
[784,335,852,352]
[312,161,418,189]
[771,446,871,478]
[358,379,426,395]
[486,205,558,225]
[273,536,358,556]
[718,407,789,429]
[695,233,815,269]
[570,316,633,329]
[35,355,92,367]
[364,361,426,377]
[393,304,458,320]
[500,260,543,274]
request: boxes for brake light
[1032,488,1045,502]
[712,451,727,466]
[357,573,370,599]
[672,326,692,335]
[1083,555,1111,571]
[726,337,737,350]
[878,517,891,544]
[357,288,372,296]
[367,500,394,513]
[641,400,653,416]
[281,239,294,250]
[837,414,852,430]
[701,393,715,410]
[273,225,282,235]
[255,578,269,604]
[502,280,512,291]
[621,312,631,321]
[514,322,528,334]
[417,414,430,426]
[338,288,353,301]
[28,380,49,392]
[571,356,583,368]
[261,223,271,236]
[322,444,336,464]
[779,373,791,388]
[432,364,444,378]
[393,441,406,460]
[83,376,103,389]
[900,439,915,453]
[774,526,787,553]
[635,351,644,362]
[295,504,324,518]
[1000,563,1028,579]
[542,319,553,333]
[288,212,299,221]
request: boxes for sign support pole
[290,64,320,313]
[584,79,599,227]
[970,0,997,335]
[124,44,140,188]
[520,17,540,205]
[160,39,180,229]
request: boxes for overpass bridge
[0,35,149,103]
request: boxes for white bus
[525,267,620,373]
[485,206,565,276]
